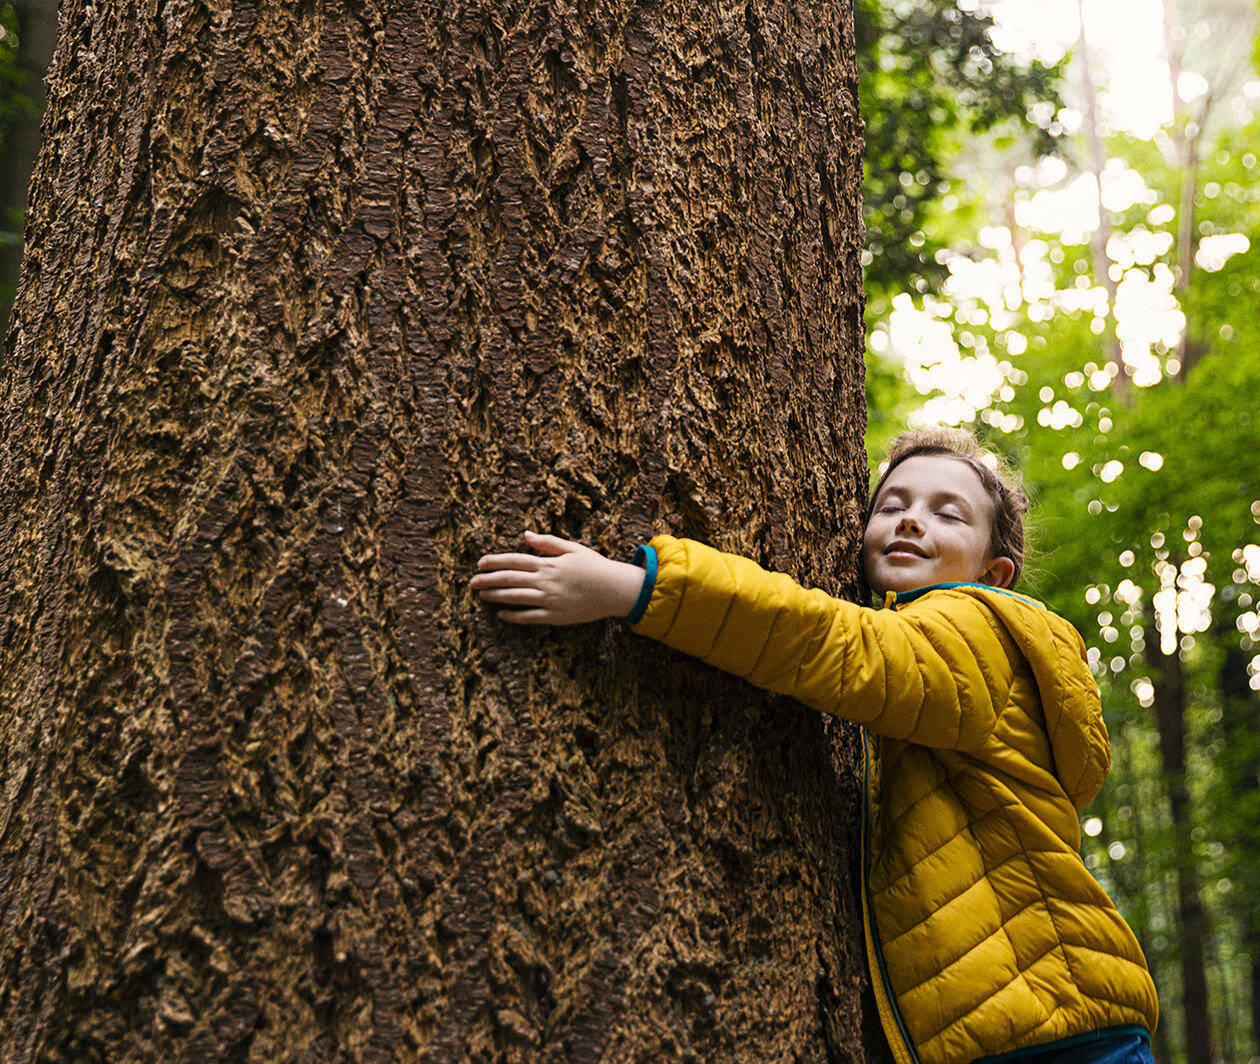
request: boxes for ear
[981,556,1016,590]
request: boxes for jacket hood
[890,583,1111,811]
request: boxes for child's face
[863,455,1013,596]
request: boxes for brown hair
[869,426,1030,587]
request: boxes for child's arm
[473,533,1014,750]
[632,536,1015,749]
[470,531,648,625]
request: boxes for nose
[895,512,923,535]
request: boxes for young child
[470,427,1159,1064]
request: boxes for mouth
[883,541,928,558]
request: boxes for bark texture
[0,1,871,1062]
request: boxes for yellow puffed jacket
[630,536,1158,1064]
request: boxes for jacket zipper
[860,728,923,1064]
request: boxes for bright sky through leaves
[881,0,1260,422]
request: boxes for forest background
[2,0,1258,1062]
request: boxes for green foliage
[0,0,28,291]
[0,3,22,147]
[856,0,1065,306]
[863,345,914,471]
[856,0,1067,463]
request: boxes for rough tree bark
[0,2,872,1062]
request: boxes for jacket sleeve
[630,535,1017,751]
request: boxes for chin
[870,576,921,598]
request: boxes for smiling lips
[884,541,929,558]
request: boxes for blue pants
[1021,1034,1155,1064]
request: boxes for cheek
[861,526,880,561]
[950,533,992,570]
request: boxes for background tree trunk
[1218,641,1260,1062]
[1145,625,1214,1064]
[0,1,871,1061]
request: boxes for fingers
[475,532,576,571]
[523,530,578,555]
[476,552,543,573]
[470,569,540,590]
[476,586,546,606]
[472,532,583,629]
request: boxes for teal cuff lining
[626,544,657,623]
[889,580,1043,610]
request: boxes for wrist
[605,558,647,620]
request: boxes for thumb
[523,530,578,556]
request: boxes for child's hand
[471,531,646,625]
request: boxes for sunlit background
[875,0,1256,419]
[862,0,1260,1061]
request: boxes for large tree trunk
[0,1,872,1061]
[0,0,58,329]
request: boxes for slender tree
[1143,619,1214,1064]
[1158,0,1257,375]
[1074,0,1125,401]
[0,1,874,1061]
[1217,639,1260,1061]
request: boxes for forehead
[876,454,993,509]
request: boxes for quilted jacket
[630,536,1158,1064]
